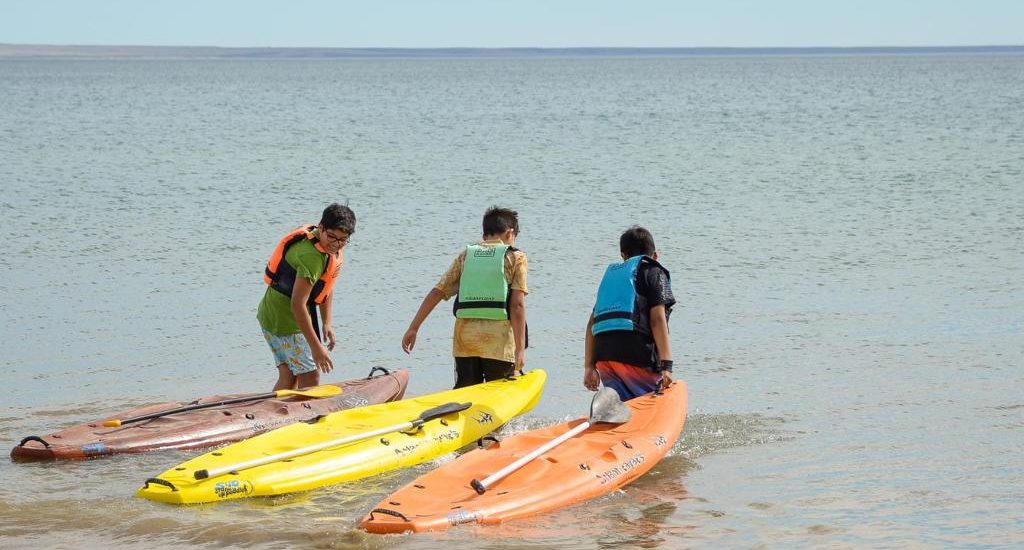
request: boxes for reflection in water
[594,456,696,549]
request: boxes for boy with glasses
[259,203,356,390]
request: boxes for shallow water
[1,53,1022,548]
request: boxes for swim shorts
[595,360,662,401]
[262,330,317,375]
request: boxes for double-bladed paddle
[470,386,631,494]
[101,385,344,427]
[193,401,472,480]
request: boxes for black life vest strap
[593,311,633,324]
[453,300,506,311]
[308,303,322,343]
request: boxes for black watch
[657,360,673,373]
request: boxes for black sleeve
[642,265,675,310]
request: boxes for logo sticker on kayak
[472,411,494,425]
[393,443,420,456]
[341,396,370,408]
[596,453,646,485]
[214,480,253,499]
[447,509,478,526]
[432,429,460,443]
[81,443,106,456]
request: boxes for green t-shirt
[257,238,327,336]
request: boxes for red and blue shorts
[595,360,662,401]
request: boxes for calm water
[1,54,1022,549]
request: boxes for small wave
[671,412,794,459]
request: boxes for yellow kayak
[137,370,546,504]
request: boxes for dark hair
[320,203,356,234]
[482,206,519,237]
[620,226,656,258]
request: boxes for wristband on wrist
[657,360,674,373]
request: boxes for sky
[1,0,1022,48]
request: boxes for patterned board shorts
[262,330,317,375]
[595,360,663,401]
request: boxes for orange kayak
[11,367,408,460]
[360,380,687,533]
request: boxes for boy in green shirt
[258,203,356,390]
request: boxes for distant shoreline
[2,44,1023,59]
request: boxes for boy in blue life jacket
[402,206,528,388]
[258,203,356,391]
[584,226,675,401]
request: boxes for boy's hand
[514,348,526,374]
[323,325,337,351]
[583,365,600,391]
[660,370,673,387]
[401,329,417,354]
[313,343,334,373]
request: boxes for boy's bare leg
[295,370,321,389]
[274,363,297,391]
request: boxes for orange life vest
[263,225,342,305]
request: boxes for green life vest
[454,244,510,320]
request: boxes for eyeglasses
[321,230,351,246]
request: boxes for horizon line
[2,43,1023,59]
[5,42,1024,49]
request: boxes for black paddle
[102,385,343,427]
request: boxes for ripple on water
[673,412,795,460]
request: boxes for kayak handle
[477,435,499,448]
[17,436,50,448]
[367,366,391,378]
[471,479,488,495]
[142,477,178,492]
[368,507,409,522]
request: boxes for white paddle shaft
[474,420,591,492]
[197,419,415,480]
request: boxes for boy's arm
[404,253,463,354]
[583,314,600,391]
[318,292,335,351]
[649,304,673,385]
[508,289,527,373]
[402,288,444,353]
[291,277,334,374]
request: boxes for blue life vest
[591,255,669,335]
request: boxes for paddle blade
[101,419,123,427]
[276,385,343,399]
[416,402,472,424]
[590,387,632,424]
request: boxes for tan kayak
[11,367,409,460]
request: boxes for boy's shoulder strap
[638,255,671,283]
